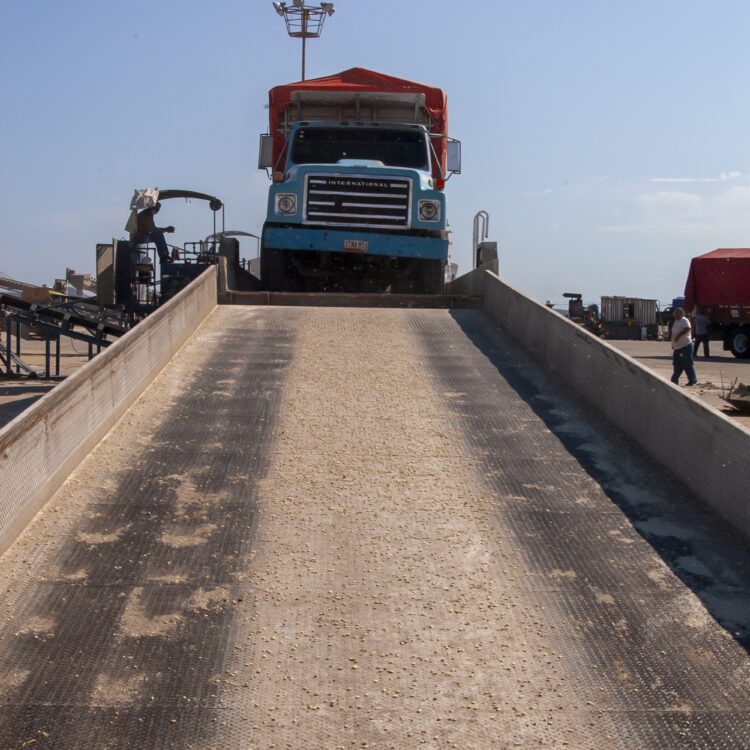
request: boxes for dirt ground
[0,336,93,427]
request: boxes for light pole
[272,2,335,81]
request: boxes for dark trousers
[140,231,171,263]
[694,334,710,357]
[672,344,696,384]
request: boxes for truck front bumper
[262,224,449,261]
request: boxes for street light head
[273,0,335,82]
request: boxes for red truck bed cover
[268,67,448,179]
[684,248,750,310]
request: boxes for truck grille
[305,174,411,228]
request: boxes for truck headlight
[275,194,297,215]
[418,200,440,221]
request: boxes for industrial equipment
[104,188,260,316]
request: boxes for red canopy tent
[267,67,449,180]
[684,248,750,310]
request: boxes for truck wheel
[420,259,444,295]
[730,326,750,358]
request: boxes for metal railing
[473,210,489,268]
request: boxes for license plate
[344,239,368,252]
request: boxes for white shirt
[671,317,692,350]
[694,314,710,336]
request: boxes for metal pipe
[301,10,307,80]
[472,210,490,268]
[15,319,20,375]
[4,318,10,375]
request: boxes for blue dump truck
[257,68,461,293]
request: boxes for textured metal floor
[0,306,748,749]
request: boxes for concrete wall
[450,268,750,541]
[2,262,746,554]
[0,267,218,555]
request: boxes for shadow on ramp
[446,309,750,654]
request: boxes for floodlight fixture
[271,1,335,81]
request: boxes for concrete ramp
[1,304,748,748]
[450,268,750,541]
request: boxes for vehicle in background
[258,67,461,293]
[563,292,601,335]
[658,296,684,323]
[684,248,750,358]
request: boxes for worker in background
[670,307,697,386]
[135,203,174,264]
[693,307,711,358]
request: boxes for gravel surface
[1,306,748,749]
[218,308,750,749]
[225,308,593,748]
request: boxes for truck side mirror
[258,134,274,169]
[447,140,461,175]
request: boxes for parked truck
[684,248,750,358]
[257,67,461,293]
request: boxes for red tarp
[684,248,750,310]
[267,67,448,179]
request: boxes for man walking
[693,307,711,358]
[671,307,697,386]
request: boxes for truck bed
[1,305,748,749]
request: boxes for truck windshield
[290,127,429,169]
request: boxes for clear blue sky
[1,0,748,305]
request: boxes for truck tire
[730,326,750,358]
[421,259,445,295]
